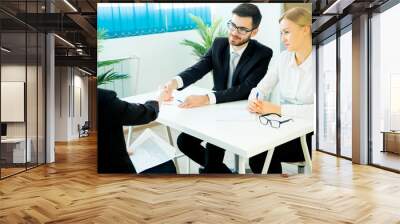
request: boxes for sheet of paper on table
[215,106,256,122]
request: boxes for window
[317,36,337,155]
[98,3,211,39]
[339,29,352,158]
[0,1,47,179]
[370,2,400,171]
[390,74,400,130]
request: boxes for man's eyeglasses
[259,113,293,128]
[227,20,255,35]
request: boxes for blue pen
[256,92,259,100]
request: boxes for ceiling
[4,0,393,73]
[311,0,391,44]
[0,0,97,74]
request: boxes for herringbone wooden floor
[1,134,400,223]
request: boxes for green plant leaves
[181,14,228,58]
[97,58,128,68]
[97,69,129,86]
[97,29,130,86]
[181,39,207,58]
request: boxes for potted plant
[180,14,227,58]
[97,29,129,86]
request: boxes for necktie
[228,52,240,88]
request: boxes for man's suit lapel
[232,40,253,86]
[222,44,231,89]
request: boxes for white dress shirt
[174,43,248,104]
[249,50,315,120]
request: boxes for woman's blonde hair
[279,7,312,27]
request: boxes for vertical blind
[98,3,211,39]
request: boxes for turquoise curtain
[98,3,211,39]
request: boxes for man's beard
[229,34,251,47]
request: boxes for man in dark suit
[162,3,273,173]
[97,88,176,174]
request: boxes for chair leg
[166,126,182,174]
[300,135,312,175]
[235,154,239,173]
[261,148,275,174]
[238,156,246,174]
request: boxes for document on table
[215,106,256,121]
[128,129,176,173]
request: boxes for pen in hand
[253,91,260,118]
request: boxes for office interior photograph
[1,0,400,223]
[97,2,315,175]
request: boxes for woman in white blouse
[247,7,314,174]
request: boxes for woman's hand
[248,99,281,115]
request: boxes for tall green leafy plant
[181,14,227,58]
[97,29,129,86]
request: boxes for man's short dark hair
[232,3,262,29]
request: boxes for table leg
[166,126,174,146]
[300,135,312,175]
[238,156,246,174]
[165,126,182,174]
[235,154,239,173]
[382,132,386,152]
[261,148,275,174]
[127,126,133,146]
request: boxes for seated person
[97,88,176,174]
[247,7,314,174]
[162,3,273,173]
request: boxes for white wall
[72,74,89,138]
[99,3,283,95]
[100,29,211,94]
[1,64,46,164]
[1,65,31,138]
[1,65,26,141]
[55,67,89,141]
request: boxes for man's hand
[248,99,281,115]
[162,79,178,101]
[178,95,210,108]
[127,147,134,156]
[157,87,166,104]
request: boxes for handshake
[156,79,210,108]
[157,79,179,103]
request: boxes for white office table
[123,86,313,174]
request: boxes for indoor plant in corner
[97,29,129,86]
[180,14,228,58]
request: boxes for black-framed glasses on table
[259,113,293,128]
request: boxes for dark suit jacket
[97,88,159,173]
[177,37,273,103]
